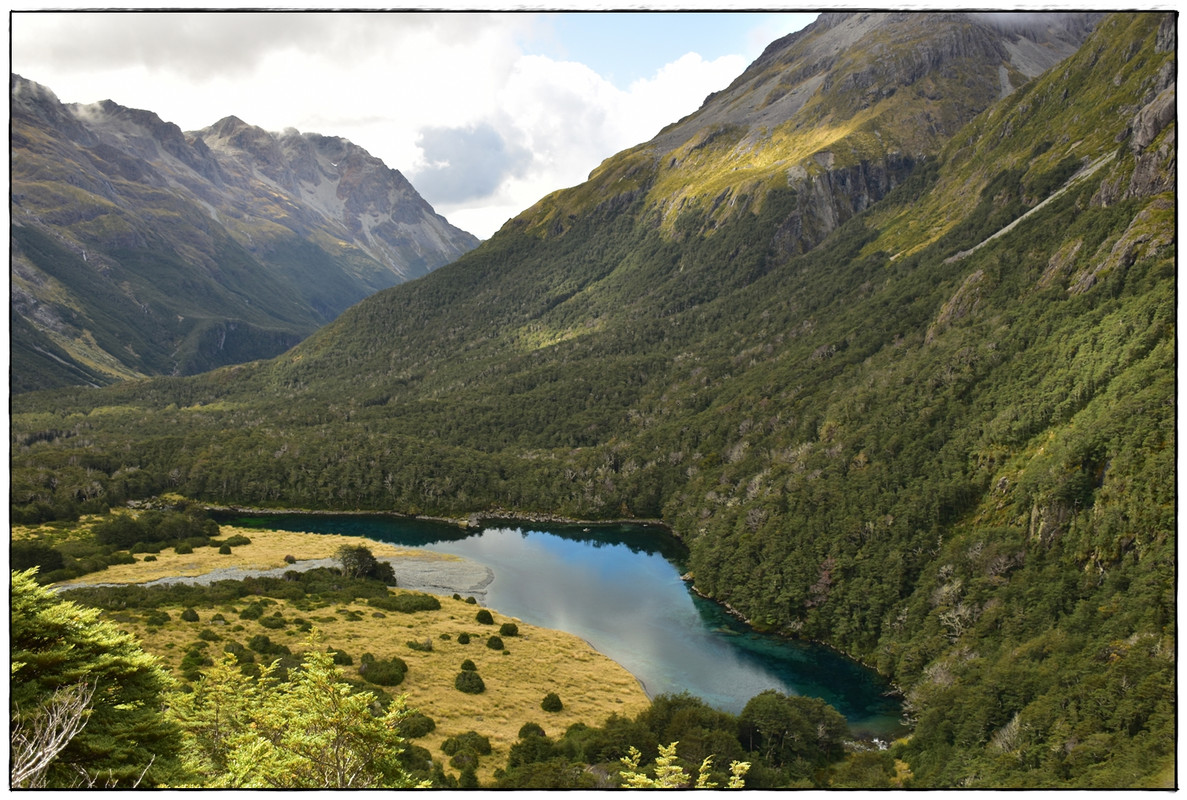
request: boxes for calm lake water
[222,513,905,738]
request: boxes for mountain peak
[10,79,479,391]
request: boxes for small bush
[143,555,158,562]
[406,638,433,652]
[460,659,477,672]
[181,608,200,622]
[223,535,252,547]
[457,633,471,645]
[541,692,563,712]
[239,603,264,620]
[371,593,442,613]
[174,543,194,555]
[442,731,492,756]
[283,554,297,564]
[361,657,407,687]
[197,628,221,642]
[465,597,477,604]
[398,712,437,739]
[218,544,232,555]
[455,670,485,694]
[439,632,452,640]
[449,750,479,771]
[328,648,353,666]
[499,622,519,637]
[476,609,494,625]
[486,635,504,650]
[519,721,546,739]
[258,612,287,629]
[145,610,170,626]
[247,635,290,656]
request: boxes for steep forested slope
[10,76,479,392]
[11,12,1174,787]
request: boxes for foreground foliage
[170,644,426,788]
[9,569,185,787]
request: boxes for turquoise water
[223,513,905,738]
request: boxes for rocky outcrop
[774,153,916,257]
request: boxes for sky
[11,9,818,239]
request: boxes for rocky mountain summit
[10,75,479,391]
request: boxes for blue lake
[222,513,906,739]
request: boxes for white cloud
[12,12,777,239]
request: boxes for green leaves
[10,569,185,787]
[170,642,423,788]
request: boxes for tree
[170,640,426,788]
[10,569,185,787]
[619,741,749,788]
[738,690,849,770]
[335,544,378,580]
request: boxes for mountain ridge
[10,74,479,391]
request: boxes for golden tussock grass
[67,528,651,784]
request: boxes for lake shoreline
[203,502,679,539]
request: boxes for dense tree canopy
[10,569,185,787]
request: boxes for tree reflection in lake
[219,513,904,738]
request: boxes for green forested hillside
[10,12,1175,787]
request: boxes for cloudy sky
[11,9,818,239]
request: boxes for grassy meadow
[28,524,650,783]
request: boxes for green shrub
[519,722,546,739]
[449,750,479,771]
[218,544,232,555]
[180,607,200,622]
[224,641,254,664]
[197,628,220,642]
[10,541,65,573]
[465,597,477,605]
[454,670,486,694]
[476,609,494,625]
[486,635,504,650]
[258,613,287,629]
[406,638,433,652]
[542,692,563,712]
[239,603,264,620]
[499,622,519,637]
[247,635,290,656]
[398,712,437,739]
[442,731,492,756]
[328,647,353,666]
[457,632,471,644]
[370,593,442,613]
[223,535,252,547]
[143,555,158,562]
[460,659,477,672]
[174,543,194,555]
[361,657,407,686]
[144,610,170,626]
